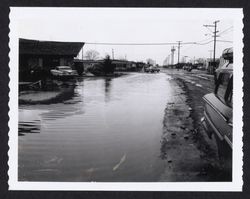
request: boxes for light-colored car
[201,47,233,163]
[51,66,78,78]
[197,66,205,70]
[145,66,160,73]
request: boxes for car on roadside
[201,47,233,165]
[145,66,160,73]
[183,65,188,70]
[197,65,205,70]
[50,66,78,79]
[183,65,193,71]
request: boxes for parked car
[183,65,192,71]
[145,66,160,73]
[197,65,205,70]
[50,66,78,79]
[201,47,233,164]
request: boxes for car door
[203,72,233,148]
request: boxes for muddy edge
[160,74,232,181]
[176,77,217,157]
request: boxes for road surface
[18,71,231,182]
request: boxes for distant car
[197,66,205,70]
[50,66,78,79]
[145,66,160,73]
[201,47,233,163]
[183,65,192,71]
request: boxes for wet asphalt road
[18,70,231,182]
[164,68,215,93]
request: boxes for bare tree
[85,50,100,60]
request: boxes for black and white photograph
[8,7,243,191]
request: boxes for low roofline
[19,38,85,45]
[19,38,85,56]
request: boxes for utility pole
[204,20,219,73]
[112,49,114,60]
[213,20,219,70]
[177,41,182,67]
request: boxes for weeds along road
[160,69,231,181]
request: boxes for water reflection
[19,79,77,105]
[104,78,112,102]
[19,80,84,135]
[19,120,41,136]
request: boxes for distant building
[74,59,145,72]
[74,59,102,73]
[19,38,84,81]
[112,60,136,71]
[108,60,145,72]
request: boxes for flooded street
[3,8,239,193]
[19,73,174,182]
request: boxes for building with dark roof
[19,38,84,81]
[74,59,145,72]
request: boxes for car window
[215,72,233,107]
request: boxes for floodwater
[18,73,174,182]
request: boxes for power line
[204,26,214,34]
[182,37,212,52]
[85,42,178,45]
[84,38,227,48]
[218,26,233,36]
[217,40,233,43]
[220,29,233,37]
[197,37,214,43]
[85,41,201,46]
[171,39,232,59]
[83,26,232,47]
[182,45,194,53]
[196,40,214,45]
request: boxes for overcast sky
[11,8,238,65]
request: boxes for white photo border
[8,7,244,191]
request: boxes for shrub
[103,55,115,74]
